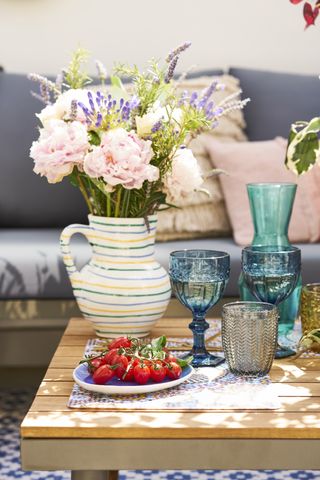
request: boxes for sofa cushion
[229,67,320,141]
[157,73,247,242]
[206,137,320,245]
[0,229,318,299]
[0,73,90,228]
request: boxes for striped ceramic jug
[60,215,171,337]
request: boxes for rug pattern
[0,390,319,480]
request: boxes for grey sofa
[0,68,320,370]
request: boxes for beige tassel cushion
[156,74,247,242]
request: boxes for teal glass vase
[239,183,302,336]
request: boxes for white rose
[136,110,164,137]
[37,89,92,127]
[136,102,183,138]
[164,148,203,204]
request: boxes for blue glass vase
[239,183,302,337]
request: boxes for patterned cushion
[156,74,247,241]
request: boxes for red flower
[289,0,319,28]
[303,1,319,27]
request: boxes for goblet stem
[274,305,296,359]
[189,315,209,355]
[187,314,225,367]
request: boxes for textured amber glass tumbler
[301,284,320,334]
[221,301,278,377]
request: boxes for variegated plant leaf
[286,117,320,174]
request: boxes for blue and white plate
[73,363,194,395]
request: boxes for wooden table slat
[21,316,320,440]
[28,394,320,414]
[21,410,320,439]
[36,380,320,397]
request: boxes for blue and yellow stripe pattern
[60,215,171,337]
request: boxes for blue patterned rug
[0,389,319,480]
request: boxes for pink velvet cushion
[205,137,320,246]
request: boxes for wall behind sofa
[0,0,318,75]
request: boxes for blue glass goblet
[169,250,230,367]
[242,245,301,359]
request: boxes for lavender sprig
[165,56,179,83]
[166,41,192,63]
[78,101,93,126]
[70,99,78,121]
[151,120,163,133]
[29,73,62,104]
[28,73,60,96]
[40,83,50,105]
[87,91,96,114]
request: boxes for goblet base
[275,345,296,359]
[180,351,225,368]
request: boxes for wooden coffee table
[21,317,320,480]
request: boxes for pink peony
[84,128,159,189]
[30,119,89,183]
[163,147,204,203]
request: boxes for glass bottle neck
[248,184,296,247]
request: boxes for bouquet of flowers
[29,43,249,218]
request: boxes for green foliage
[69,168,79,187]
[114,60,170,115]
[64,48,92,89]
[88,130,101,146]
[286,117,320,175]
[175,356,193,367]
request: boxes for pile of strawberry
[80,335,191,385]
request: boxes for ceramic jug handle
[60,224,93,278]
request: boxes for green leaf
[286,117,320,175]
[69,168,79,187]
[175,356,193,367]
[88,130,101,146]
[151,335,167,351]
[288,132,319,174]
[110,75,124,90]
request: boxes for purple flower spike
[190,92,198,106]
[151,120,163,133]
[201,81,218,105]
[95,112,103,127]
[166,41,192,63]
[95,91,104,107]
[78,102,90,116]
[178,90,189,106]
[70,99,78,121]
[213,107,224,117]
[40,83,50,105]
[128,95,140,110]
[87,91,95,113]
[165,56,179,83]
